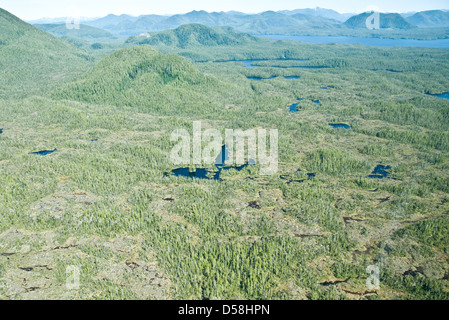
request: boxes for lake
[431,92,449,100]
[258,35,449,49]
[166,145,255,180]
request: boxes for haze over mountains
[406,10,449,28]
[34,23,113,39]
[26,9,449,37]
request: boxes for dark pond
[329,123,351,130]
[0,128,3,134]
[386,69,403,73]
[29,148,57,156]
[289,103,299,113]
[166,145,254,181]
[430,92,449,100]
[170,167,220,180]
[368,165,392,179]
[247,76,276,81]
[371,69,403,73]
[247,75,300,81]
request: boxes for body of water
[289,103,299,113]
[247,76,300,81]
[368,165,392,179]
[247,76,276,81]
[166,145,255,181]
[329,123,350,130]
[258,35,449,49]
[29,148,57,156]
[431,92,449,100]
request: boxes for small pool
[430,92,449,100]
[329,123,351,130]
[29,148,57,156]
[289,103,299,113]
[368,165,392,179]
[247,76,276,81]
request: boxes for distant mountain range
[278,7,354,22]
[34,23,113,38]
[406,10,449,28]
[79,10,345,36]
[25,9,449,38]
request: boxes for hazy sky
[1,0,448,20]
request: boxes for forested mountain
[34,23,114,39]
[236,11,343,34]
[126,24,258,48]
[406,10,449,28]
[53,45,233,114]
[0,8,91,97]
[345,12,415,30]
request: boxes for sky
[1,0,448,20]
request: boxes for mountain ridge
[406,10,449,28]
[344,12,415,30]
[126,24,258,48]
[0,8,91,97]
